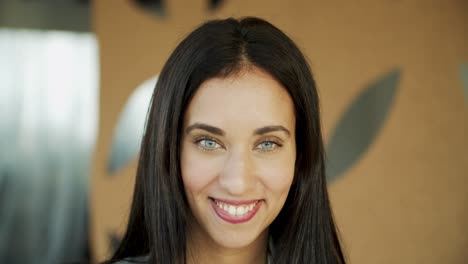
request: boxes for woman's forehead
[183,68,296,131]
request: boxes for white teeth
[236,206,245,215]
[228,205,236,215]
[214,200,258,217]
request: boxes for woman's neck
[186,227,268,264]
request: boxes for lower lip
[210,199,262,224]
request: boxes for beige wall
[91,0,468,263]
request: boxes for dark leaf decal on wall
[326,69,401,183]
[107,76,157,175]
[460,64,468,103]
[108,231,122,254]
[133,0,224,15]
[134,0,165,16]
[209,0,224,11]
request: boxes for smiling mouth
[209,197,262,224]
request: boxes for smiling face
[180,67,296,251]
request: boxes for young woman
[106,17,346,264]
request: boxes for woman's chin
[209,228,267,250]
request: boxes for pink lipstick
[209,198,262,224]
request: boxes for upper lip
[210,197,261,206]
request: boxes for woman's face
[181,67,296,250]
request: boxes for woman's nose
[218,149,255,196]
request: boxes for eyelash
[193,136,283,152]
[256,140,282,152]
[194,136,223,152]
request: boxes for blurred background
[0,0,466,263]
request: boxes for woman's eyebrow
[185,123,290,137]
[185,123,225,136]
[254,125,290,137]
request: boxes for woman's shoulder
[112,255,149,264]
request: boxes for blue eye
[256,141,278,151]
[198,138,221,150]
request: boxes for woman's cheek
[257,161,295,192]
[181,147,224,192]
[256,147,296,192]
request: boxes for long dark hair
[106,17,346,264]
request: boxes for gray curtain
[0,29,98,264]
